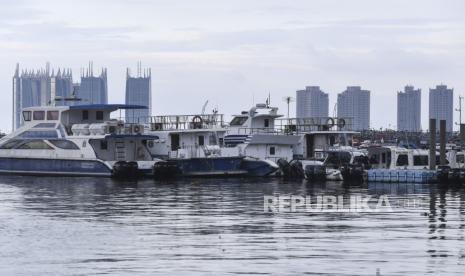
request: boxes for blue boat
[0,104,161,178]
[241,157,279,177]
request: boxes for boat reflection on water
[0,176,464,275]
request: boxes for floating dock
[367,169,437,183]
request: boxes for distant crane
[282,96,295,119]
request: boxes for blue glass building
[125,65,151,123]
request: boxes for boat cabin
[227,104,281,137]
[367,146,452,170]
[146,113,226,159]
[1,104,157,162]
[323,147,369,169]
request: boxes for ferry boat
[273,116,363,181]
[366,146,437,183]
[221,103,300,176]
[367,145,465,183]
[0,104,160,177]
[302,146,369,181]
[146,103,298,177]
[146,112,248,177]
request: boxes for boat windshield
[324,151,351,167]
[230,116,247,126]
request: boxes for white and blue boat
[145,107,287,177]
[0,104,160,177]
[146,113,249,177]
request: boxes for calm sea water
[0,176,464,275]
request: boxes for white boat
[222,103,300,176]
[0,104,160,177]
[367,145,465,183]
[145,103,299,177]
[145,113,249,177]
[273,116,363,181]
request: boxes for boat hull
[0,157,112,177]
[174,156,247,177]
[241,158,279,177]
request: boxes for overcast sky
[1,0,464,132]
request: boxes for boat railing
[168,145,220,159]
[234,128,285,135]
[146,114,225,131]
[274,117,354,133]
[69,121,146,136]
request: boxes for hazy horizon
[1,0,464,132]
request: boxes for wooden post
[439,120,446,166]
[429,119,436,170]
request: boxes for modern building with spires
[76,64,108,105]
[397,85,421,132]
[296,86,329,118]
[429,84,453,132]
[125,64,152,123]
[12,63,73,130]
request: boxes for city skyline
[11,63,462,131]
[1,0,464,132]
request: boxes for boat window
[82,110,89,120]
[100,140,108,150]
[369,154,379,164]
[208,135,217,145]
[269,146,276,155]
[325,152,351,166]
[457,155,465,164]
[218,138,224,147]
[47,111,59,120]
[49,140,79,150]
[17,140,53,150]
[23,111,32,121]
[18,130,58,139]
[33,123,56,128]
[198,135,205,146]
[381,153,386,163]
[96,111,104,120]
[230,116,247,126]
[413,155,429,166]
[33,111,45,120]
[0,140,23,149]
[396,154,409,166]
[264,119,269,128]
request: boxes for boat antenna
[282,96,295,119]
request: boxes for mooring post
[429,119,436,170]
[460,124,465,146]
[439,120,446,166]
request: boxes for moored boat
[0,104,160,178]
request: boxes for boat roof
[304,131,360,135]
[70,104,147,110]
[22,104,148,112]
